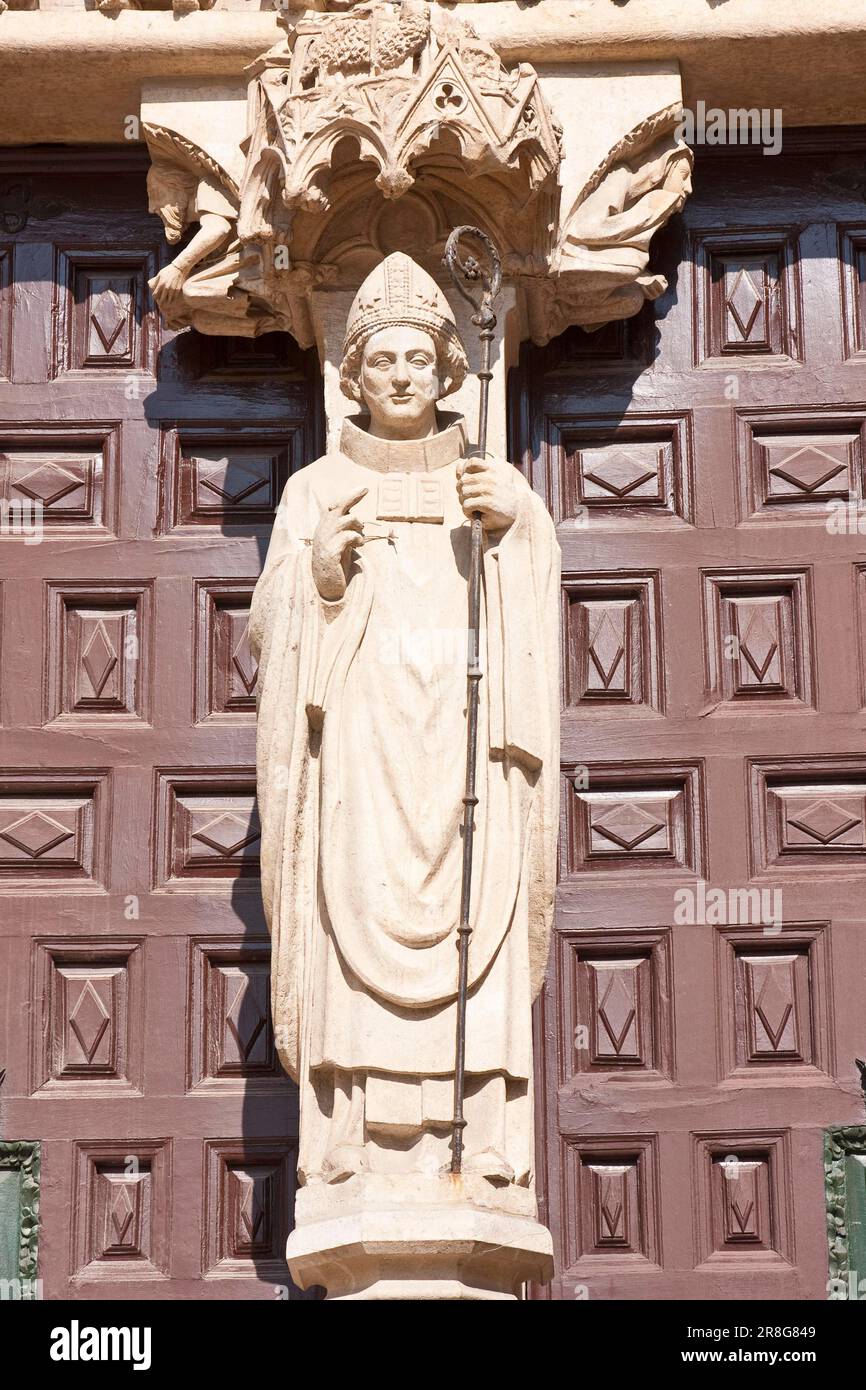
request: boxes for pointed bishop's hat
[341,253,467,395]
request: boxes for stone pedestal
[287,1174,554,1301]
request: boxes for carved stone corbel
[537,102,693,341]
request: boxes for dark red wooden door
[516,135,866,1300]
[0,150,322,1298]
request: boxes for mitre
[342,252,465,370]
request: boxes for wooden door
[516,133,866,1300]
[0,150,322,1299]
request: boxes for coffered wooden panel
[517,137,866,1302]
[0,154,320,1300]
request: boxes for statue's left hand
[457,456,521,532]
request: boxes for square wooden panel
[160,426,293,533]
[194,332,312,381]
[553,413,692,527]
[0,245,11,380]
[0,771,108,890]
[0,426,119,535]
[194,580,258,722]
[45,581,152,724]
[839,226,866,362]
[188,937,284,1093]
[715,923,831,1081]
[562,572,662,713]
[749,758,866,872]
[525,311,653,375]
[702,569,814,708]
[693,230,801,365]
[154,769,260,891]
[71,1140,170,1282]
[737,410,863,522]
[203,1138,295,1280]
[557,927,674,1083]
[561,1135,660,1272]
[692,1131,792,1267]
[53,248,158,376]
[31,937,143,1096]
[563,761,705,877]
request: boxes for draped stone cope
[249,412,559,1182]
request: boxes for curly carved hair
[339,324,469,403]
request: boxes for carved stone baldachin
[143,1,691,348]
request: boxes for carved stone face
[358,325,441,441]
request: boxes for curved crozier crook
[444,224,503,331]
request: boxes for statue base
[287,1173,554,1301]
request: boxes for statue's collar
[339,412,467,473]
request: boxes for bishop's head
[340,253,469,441]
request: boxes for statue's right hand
[311,488,369,601]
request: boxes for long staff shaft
[444,225,501,1175]
[450,327,493,1174]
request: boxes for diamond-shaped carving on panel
[716,924,829,1080]
[704,570,813,707]
[562,1136,659,1271]
[566,765,703,876]
[563,574,662,712]
[590,799,670,853]
[188,938,286,1092]
[55,250,157,376]
[558,416,691,526]
[195,582,258,721]
[782,794,864,848]
[747,954,801,1057]
[751,762,866,871]
[581,447,662,500]
[0,431,116,533]
[693,1132,792,1266]
[204,1139,294,1278]
[86,277,133,361]
[68,977,111,1065]
[46,583,150,722]
[163,429,292,532]
[2,810,74,858]
[763,437,856,505]
[73,1141,168,1280]
[0,779,103,886]
[697,233,799,363]
[726,265,765,342]
[739,417,862,521]
[560,928,673,1082]
[0,777,107,888]
[156,771,260,889]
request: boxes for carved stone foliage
[826,1126,866,1297]
[0,1142,40,1295]
[142,1,689,348]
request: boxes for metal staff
[443,225,502,1174]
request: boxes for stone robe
[249,412,559,1184]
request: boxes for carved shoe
[461,1148,515,1185]
[321,1143,369,1184]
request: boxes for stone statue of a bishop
[249,253,560,1196]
